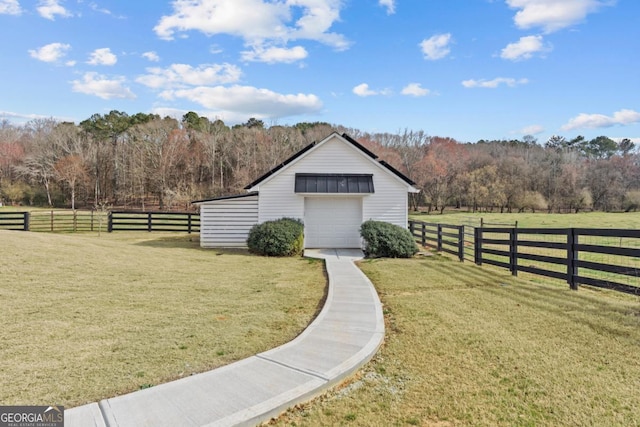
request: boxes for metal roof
[294,173,374,194]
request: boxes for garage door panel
[304,197,362,248]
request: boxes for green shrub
[247,217,304,257]
[360,220,418,258]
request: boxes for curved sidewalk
[65,249,384,427]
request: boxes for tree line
[0,110,638,213]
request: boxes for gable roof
[244,132,418,190]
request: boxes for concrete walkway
[65,249,384,427]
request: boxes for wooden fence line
[0,210,109,232]
[408,220,640,295]
[108,211,200,233]
[29,210,107,232]
[0,212,29,231]
[409,220,465,261]
[0,210,199,233]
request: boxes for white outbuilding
[193,132,420,249]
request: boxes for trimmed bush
[360,220,418,258]
[247,217,304,257]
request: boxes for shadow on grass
[133,235,255,256]
[414,257,640,338]
[308,258,330,323]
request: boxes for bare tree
[54,155,88,210]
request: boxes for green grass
[0,231,325,407]
[274,256,640,426]
[410,211,640,291]
[410,210,640,229]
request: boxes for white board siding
[199,195,258,248]
[254,136,409,229]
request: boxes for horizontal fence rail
[409,220,464,262]
[477,227,640,295]
[29,210,108,233]
[109,211,200,233]
[0,211,29,230]
[409,220,640,295]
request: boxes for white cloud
[420,33,452,60]
[154,0,349,55]
[506,0,609,33]
[71,72,135,100]
[37,0,72,20]
[520,124,545,135]
[89,2,112,15]
[28,42,71,62]
[353,83,378,97]
[137,63,241,89]
[379,0,396,14]
[0,110,49,121]
[241,45,308,63]
[462,77,529,88]
[501,35,549,60]
[142,51,160,62]
[0,0,21,15]
[87,48,117,66]
[161,85,323,119]
[401,83,430,97]
[561,109,640,131]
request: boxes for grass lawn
[410,210,640,229]
[0,231,325,408]
[273,255,640,426]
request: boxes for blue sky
[1,0,638,143]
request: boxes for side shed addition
[193,192,258,248]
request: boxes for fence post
[187,213,192,234]
[437,224,443,252]
[147,212,152,232]
[409,220,415,240]
[90,210,94,232]
[421,223,426,247]
[50,210,54,232]
[23,212,30,231]
[510,228,518,276]
[73,210,77,232]
[108,211,113,232]
[458,226,464,262]
[474,227,482,265]
[567,228,578,290]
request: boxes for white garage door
[304,197,363,248]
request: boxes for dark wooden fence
[0,211,29,231]
[409,220,465,261]
[476,227,640,295]
[0,210,109,232]
[108,211,200,233]
[29,210,107,232]
[409,220,640,295]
